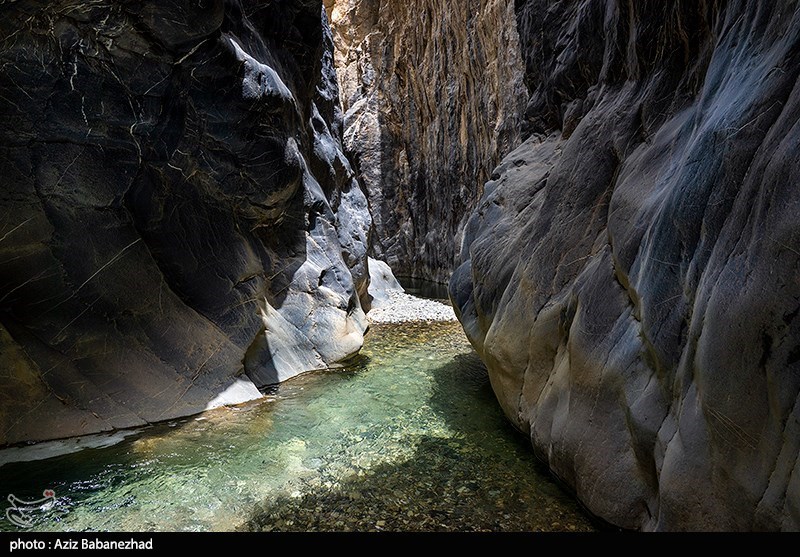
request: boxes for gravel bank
[367,289,456,324]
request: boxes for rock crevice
[326,0,528,281]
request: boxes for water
[397,277,451,301]
[0,322,594,532]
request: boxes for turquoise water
[0,322,594,532]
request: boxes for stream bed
[0,321,595,532]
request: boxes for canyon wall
[0,0,370,445]
[326,0,527,282]
[452,0,800,530]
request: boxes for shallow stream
[0,322,594,532]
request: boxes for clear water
[0,322,594,532]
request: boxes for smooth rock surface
[366,257,403,309]
[365,256,454,323]
[325,0,528,281]
[0,0,371,444]
[452,0,800,531]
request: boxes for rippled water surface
[0,322,594,532]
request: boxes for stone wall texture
[452,0,800,530]
[326,0,528,282]
[0,0,371,445]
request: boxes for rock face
[452,0,800,530]
[325,0,528,282]
[366,257,403,309]
[0,0,370,445]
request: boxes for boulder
[366,257,403,309]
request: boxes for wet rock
[452,0,800,531]
[0,0,370,444]
[325,0,528,281]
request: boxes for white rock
[366,258,456,323]
[367,286,456,324]
[367,257,404,308]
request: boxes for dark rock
[452,0,800,531]
[0,0,370,444]
[325,0,528,282]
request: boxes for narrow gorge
[0,0,798,533]
[326,0,527,281]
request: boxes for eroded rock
[326,0,528,281]
[453,0,800,531]
[366,257,403,309]
[0,0,370,444]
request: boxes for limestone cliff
[452,0,800,530]
[0,0,370,445]
[326,0,528,282]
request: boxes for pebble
[367,290,457,324]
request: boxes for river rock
[0,0,370,444]
[452,0,800,531]
[325,0,528,282]
[366,257,403,309]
